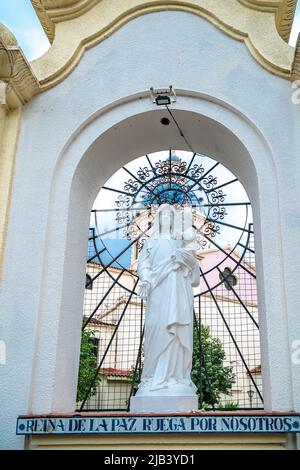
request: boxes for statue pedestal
[130,395,198,413]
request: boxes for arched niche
[29,92,292,414]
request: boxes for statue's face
[160,210,172,233]
[161,211,170,222]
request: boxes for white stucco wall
[0,11,299,449]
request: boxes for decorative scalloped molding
[238,0,281,11]
[43,0,99,22]
[42,0,90,6]
[239,1,297,43]
[30,0,99,41]
[276,0,297,42]
[2,0,297,99]
[32,0,297,46]
[42,0,95,8]
[0,24,40,108]
[31,0,55,43]
[29,0,295,91]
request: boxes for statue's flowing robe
[137,237,200,394]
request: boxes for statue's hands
[137,280,151,300]
[178,249,194,265]
[171,250,193,268]
[171,252,184,272]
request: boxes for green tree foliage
[76,330,101,402]
[219,401,239,409]
[192,323,235,408]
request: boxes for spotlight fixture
[155,95,171,105]
[150,85,176,106]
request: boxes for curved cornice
[238,1,281,11]
[42,0,99,22]
[0,23,40,108]
[275,0,297,42]
[1,0,298,107]
[31,1,99,42]
[31,1,55,43]
[29,0,297,91]
[32,0,297,44]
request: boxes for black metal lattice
[78,150,263,411]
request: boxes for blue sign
[16,415,300,435]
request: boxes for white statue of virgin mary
[130,204,200,413]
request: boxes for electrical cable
[166,105,196,154]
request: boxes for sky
[0,0,50,60]
[0,0,299,60]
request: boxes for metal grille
[77,150,263,411]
